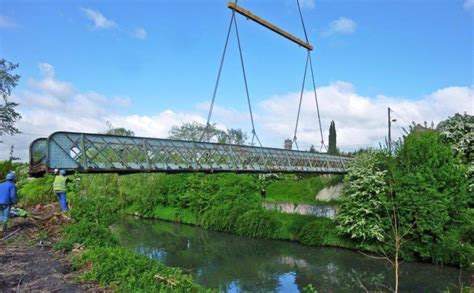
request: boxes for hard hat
[6,173,15,180]
[59,170,67,176]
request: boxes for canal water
[115,217,468,292]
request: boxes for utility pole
[388,107,392,154]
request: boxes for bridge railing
[29,131,352,176]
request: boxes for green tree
[336,150,387,242]
[437,113,474,192]
[169,122,247,145]
[338,131,471,291]
[0,59,21,138]
[328,120,338,155]
[392,131,470,266]
[105,121,135,136]
[169,122,222,142]
[221,128,248,145]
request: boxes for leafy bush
[72,247,210,292]
[393,131,471,266]
[298,218,341,246]
[55,220,118,251]
[336,131,473,267]
[265,175,336,204]
[235,209,279,238]
[336,151,387,242]
[69,192,121,226]
[17,175,56,206]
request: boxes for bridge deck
[29,132,352,176]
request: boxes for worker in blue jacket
[0,172,17,235]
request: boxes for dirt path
[0,207,103,292]
[0,244,87,292]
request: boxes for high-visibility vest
[53,175,67,192]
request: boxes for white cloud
[464,0,474,11]
[257,82,472,150]
[133,28,147,40]
[27,63,74,97]
[1,64,472,161]
[298,0,315,9]
[0,15,16,28]
[322,17,357,37]
[80,8,116,30]
[0,64,205,160]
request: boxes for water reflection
[114,217,466,292]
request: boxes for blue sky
[0,0,473,159]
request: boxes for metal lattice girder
[29,131,352,176]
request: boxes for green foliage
[337,131,473,267]
[274,213,315,240]
[336,151,387,242]
[72,247,211,292]
[17,175,56,206]
[298,218,344,246]
[393,131,471,266]
[0,161,28,184]
[168,121,247,145]
[0,58,21,136]
[302,284,318,293]
[437,113,473,163]
[55,220,119,251]
[265,175,338,204]
[104,121,135,136]
[328,120,338,155]
[234,209,279,238]
[437,113,474,192]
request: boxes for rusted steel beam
[227,2,313,51]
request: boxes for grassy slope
[265,175,343,204]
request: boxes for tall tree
[0,59,21,138]
[169,122,247,145]
[220,128,248,145]
[169,122,222,142]
[105,121,135,136]
[328,120,338,155]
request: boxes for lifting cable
[233,13,262,147]
[202,0,325,151]
[293,52,309,151]
[200,0,263,147]
[199,9,235,142]
[292,0,326,151]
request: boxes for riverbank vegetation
[13,171,212,292]
[337,115,473,269]
[2,113,471,291]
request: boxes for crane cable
[200,0,262,147]
[200,9,235,142]
[293,0,327,151]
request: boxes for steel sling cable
[233,13,263,147]
[199,9,236,142]
[296,0,309,43]
[293,52,310,150]
[308,53,326,150]
[295,0,326,151]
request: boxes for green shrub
[17,175,56,206]
[200,201,250,232]
[235,209,280,238]
[69,192,120,226]
[298,218,342,246]
[72,247,210,292]
[55,220,119,251]
[266,175,329,204]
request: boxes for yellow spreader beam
[227,2,313,51]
